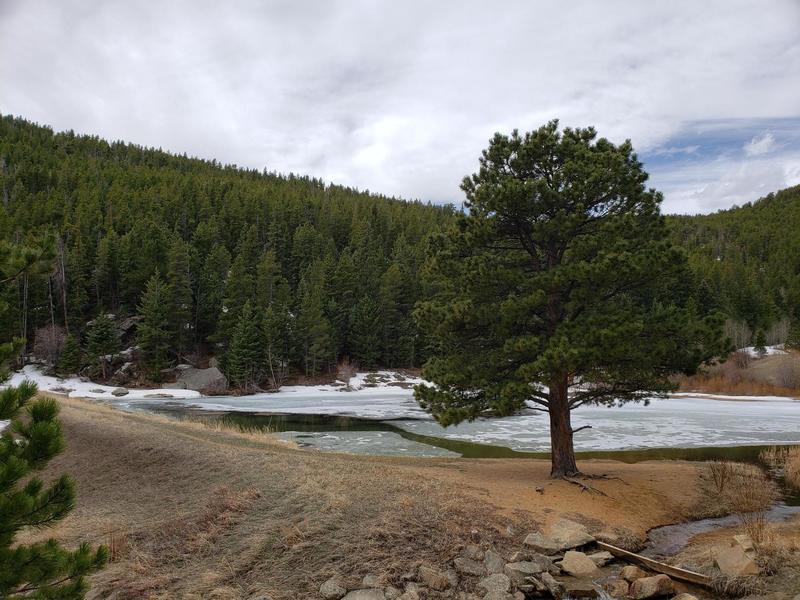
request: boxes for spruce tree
[57,334,83,376]
[262,305,292,390]
[226,301,264,390]
[137,274,172,380]
[754,330,767,357]
[350,296,383,370]
[295,268,335,377]
[165,238,194,356]
[415,122,728,477]
[787,320,800,350]
[85,314,119,380]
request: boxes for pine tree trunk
[548,375,579,478]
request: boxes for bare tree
[32,324,67,365]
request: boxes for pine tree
[262,305,292,390]
[754,329,767,357]
[137,274,172,380]
[349,296,383,370]
[787,320,800,350]
[226,301,264,390]
[165,238,194,356]
[295,268,335,377]
[85,314,119,380]
[57,334,83,376]
[415,122,728,478]
[196,245,231,342]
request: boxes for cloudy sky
[1,1,799,214]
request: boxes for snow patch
[739,344,787,358]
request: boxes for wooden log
[597,541,713,588]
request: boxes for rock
[417,565,451,591]
[362,574,381,587]
[522,532,560,555]
[384,588,401,600]
[559,551,598,577]
[715,544,759,577]
[513,593,525,600]
[732,533,757,557]
[547,519,595,550]
[454,557,486,576]
[602,578,629,598]
[111,387,129,396]
[564,581,599,598]
[143,392,173,398]
[446,569,459,588]
[173,365,227,392]
[320,578,347,600]
[342,591,385,600]
[672,595,698,600]
[620,565,648,582]
[89,388,105,393]
[503,557,555,584]
[397,587,419,600]
[477,573,511,594]
[629,574,674,599]
[540,573,565,600]
[484,549,505,574]
[463,544,485,561]
[482,593,514,600]
[508,550,529,562]
[587,550,614,567]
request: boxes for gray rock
[629,574,674,599]
[172,365,227,392]
[564,581,599,598]
[587,550,614,567]
[503,560,551,584]
[342,591,385,600]
[143,392,173,398]
[111,387,129,396]
[482,593,514,600]
[417,565,451,591]
[463,544,484,561]
[89,388,105,393]
[620,565,648,582]
[454,556,486,576]
[547,519,595,550]
[522,532,560,555]
[362,574,381,588]
[320,578,347,600]
[559,551,598,577]
[477,573,511,594]
[540,573,565,600]
[484,549,505,574]
[383,587,401,600]
[715,543,759,577]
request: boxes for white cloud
[0,0,798,211]
[743,132,777,157]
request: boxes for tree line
[0,114,454,389]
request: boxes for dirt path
[20,396,702,599]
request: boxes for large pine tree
[415,122,728,477]
[137,274,172,380]
[225,301,264,391]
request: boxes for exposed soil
[20,395,703,599]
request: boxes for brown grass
[23,395,703,599]
[760,445,800,490]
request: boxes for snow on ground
[5,365,202,400]
[739,344,788,358]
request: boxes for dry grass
[759,445,800,490]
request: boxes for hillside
[0,114,455,387]
[668,185,800,347]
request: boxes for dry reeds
[760,445,800,490]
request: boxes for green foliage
[136,274,172,380]
[350,296,383,370]
[165,238,194,355]
[84,315,119,380]
[415,122,728,476]
[787,320,800,351]
[225,302,264,390]
[56,334,82,376]
[754,330,767,357]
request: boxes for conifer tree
[350,296,383,369]
[787,320,800,350]
[262,305,292,390]
[196,245,231,342]
[415,122,728,478]
[226,301,264,390]
[57,334,83,376]
[754,329,767,357]
[137,274,172,380]
[165,238,194,356]
[85,314,118,380]
[295,268,335,376]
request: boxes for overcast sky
[1,1,799,214]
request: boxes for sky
[1,0,799,214]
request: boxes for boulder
[587,550,614,567]
[564,581,599,598]
[320,578,347,600]
[384,587,401,600]
[484,549,505,574]
[629,574,674,599]
[522,532,560,555]
[454,557,486,576]
[417,565,451,591]
[620,565,648,582]
[559,551,598,577]
[503,555,557,584]
[602,578,629,598]
[477,573,511,594]
[715,544,759,577]
[463,544,485,561]
[169,366,228,392]
[732,534,756,557]
[342,591,385,600]
[111,387,129,396]
[547,519,595,550]
[143,392,173,398]
[540,573,565,600]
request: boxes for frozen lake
[12,366,800,456]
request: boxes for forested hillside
[0,114,454,388]
[668,185,800,348]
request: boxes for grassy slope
[21,396,700,599]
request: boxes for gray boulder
[454,556,486,576]
[522,532,560,555]
[342,591,385,600]
[564,581,599,598]
[320,578,347,600]
[587,550,614,567]
[477,573,511,594]
[168,365,227,392]
[559,551,598,577]
[547,518,595,550]
[484,549,505,574]
[111,387,129,396]
[417,565,451,591]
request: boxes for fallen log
[597,541,713,588]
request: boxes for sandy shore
[20,395,703,599]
